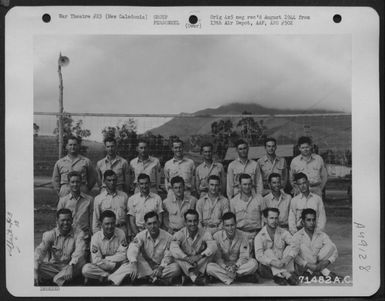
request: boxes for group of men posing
[34,135,341,286]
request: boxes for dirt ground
[34,178,352,285]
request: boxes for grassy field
[34,181,352,285]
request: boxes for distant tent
[224,144,294,161]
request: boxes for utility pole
[57,53,69,158]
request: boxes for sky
[34,34,351,140]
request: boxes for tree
[236,112,267,146]
[33,123,40,137]
[53,113,91,155]
[102,118,138,161]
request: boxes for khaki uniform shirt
[127,192,163,228]
[93,190,128,233]
[230,194,263,231]
[96,155,130,190]
[288,192,326,235]
[196,195,230,228]
[127,229,173,267]
[262,191,291,227]
[57,192,93,234]
[256,155,288,190]
[34,227,85,268]
[227,158,263,199]
[170,227,217,259]
[52,155,97,192]
[130,156,161,191]
[90,228,128,270]
[213,229,250,268]
[289,153,327,187]
[292,228,338,267]
[195,161,226,194]
[164,157,195,191]
[254,226,298,266]
[163,194,197,231]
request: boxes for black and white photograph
[5,6,380,297]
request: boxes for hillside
[148,102,350,150]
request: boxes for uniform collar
[55,227,74,238]
[299,153,316,161]
[173,157,186,163]
[221,229,239,242]
[105,189,118,197]
[102,229,118,241]
[237,157,249,164]
[300,192,314,200]
[203,161,215,168]
[70,192,83,201]
[263,154,279,162]
[104,155,120,162]
[137,156,151,163]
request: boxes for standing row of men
[52,135,328,200]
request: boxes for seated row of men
[35,207,339,286]
[52,135,328,200]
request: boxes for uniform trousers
[258,246,295,278]
[38,259,85,286]
[126,255,181,280]
[295,242,336,275]
[82,261,131,285]
[206,259,258,285]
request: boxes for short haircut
[103,169,116,179]
[184,209,199,220]
[100,210,116,222]
[67,170,81,181]
[200,142,213,152]
[301,208,317,220]
[268,172,281,183]
[66,135,80,145]
[144,211,158,222]
[239,173,252,184]
[297,136,312,146]
[264,137,277,146]
[137,173,150,182]
[294,172,308,182]
[235,139,248,148]
[222,211,236,223]
[262,207,280,218]
[208,174,220,183]
[171,176,185,187]
[137,139,148,146]
[103,137,116,145]
[172,139,184,146]
[56,208,73,219]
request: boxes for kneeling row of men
[35,207,340,286]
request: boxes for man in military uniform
[206,212,258,285]
[227,139,263,199]
[196,175,229,235]
[292,208,341,281]
[96,137,130,193]
[289,136,328,197]
[288,172,326,235]
[254,208,299,285]
[195,142,226,197]
[164,139,196,197]
[262,173,292,230]
[162,176,197,234]
[127,173,163,236]
[256,137,288,196]
[130,139,162,194]
[230,174,263,246]
[93,170,129,239]
[34,208,86,286]
[52,135,97,197]
[125,211,180,285]
[170,209,217,285]
[82,210,130,285]
[57,171,93,238]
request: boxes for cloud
[34,34,351,115]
